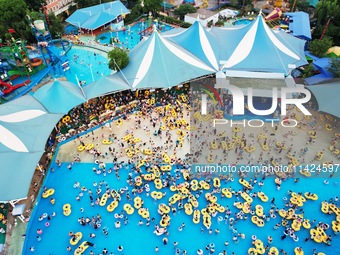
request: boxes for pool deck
[56,103,340,171]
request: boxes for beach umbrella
[83,74,131,99]
[307,82,340,118]
[33,79,87,114]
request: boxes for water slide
[0,79,30,95]
[47,44,68,63]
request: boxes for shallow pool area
[23,158,340,255]
[97,22,175,50]
[65,47,112,85]
[233,19,253,26]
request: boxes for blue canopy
[66,1,130,30]
[307,82,340,118]
[165,21,220,70]
[285,12,312,40]
[33,80,87,114]
[0,95,63,201]
[121,30,216,89]
[220,15,308,74]
[83,74,131,99]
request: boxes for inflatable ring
[62,116,71,124]
[86,144,94,151]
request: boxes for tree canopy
[174,4,197,20]
[24,0,46,12]
[328,58,340,78]
[314,0,340,44]
[308,36,333,58]
[108,48,129,70]
[143,0,162,16]
[0,0,31,41]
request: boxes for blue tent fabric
[165,21,219,70]
[66,1,130,30]
[121,30,216,89]
[220,15,308,74]
[285,12,312,40]
[0,152,45,202]
[209,25,250,63]
[33,80,87,114]
[83,74,131,98]
[307,82,340,118]
[0,95,63,201]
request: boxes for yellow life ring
[116,119,123,126]
[102,139,112,145]
[86,144,94,151]
[70,232,83,245]
[42,188,55,198]
[63,203,71,216]
[62,115,71,123]
[77,145,86,152]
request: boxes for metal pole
[75,74,87,98]
[89,64,95,82]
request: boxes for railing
[72,40,115,54]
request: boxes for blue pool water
[233,19,253,26]
[64,24,79,35]
[65,47,112,85]
[23,159,340,254]
[97,22,174,50]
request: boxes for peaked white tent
[210,15,308,75]
[164,21,220,71]
[121,29,216,89]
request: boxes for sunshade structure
[83,75,131,98]
[285,12,312,41]
[66,1,129,30]
[33,80,87,114]
[121,29,216,89]
[0,95,63,201]
[164,21,219,71]
[220,15,308,74]
[307,82,340,118]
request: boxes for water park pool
[183,0,195,3]
[65,47,112,85]
[233,18,253,26]
[23,158,340,254]
[97,22,174,50]
[64,24,79,35]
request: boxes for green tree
[24,0,46,11]
[288,0,309,12]
[174,4,197,20]
[143,0,162,16]
[0,0,31,41]
[314,0,340,43]
[328,58,340,78]
[301,63,314,78]
[308,37,333,57]
[108,48,129,70]
[48,13,64,39]
[124,1,144,24]
[229,0,238,7]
